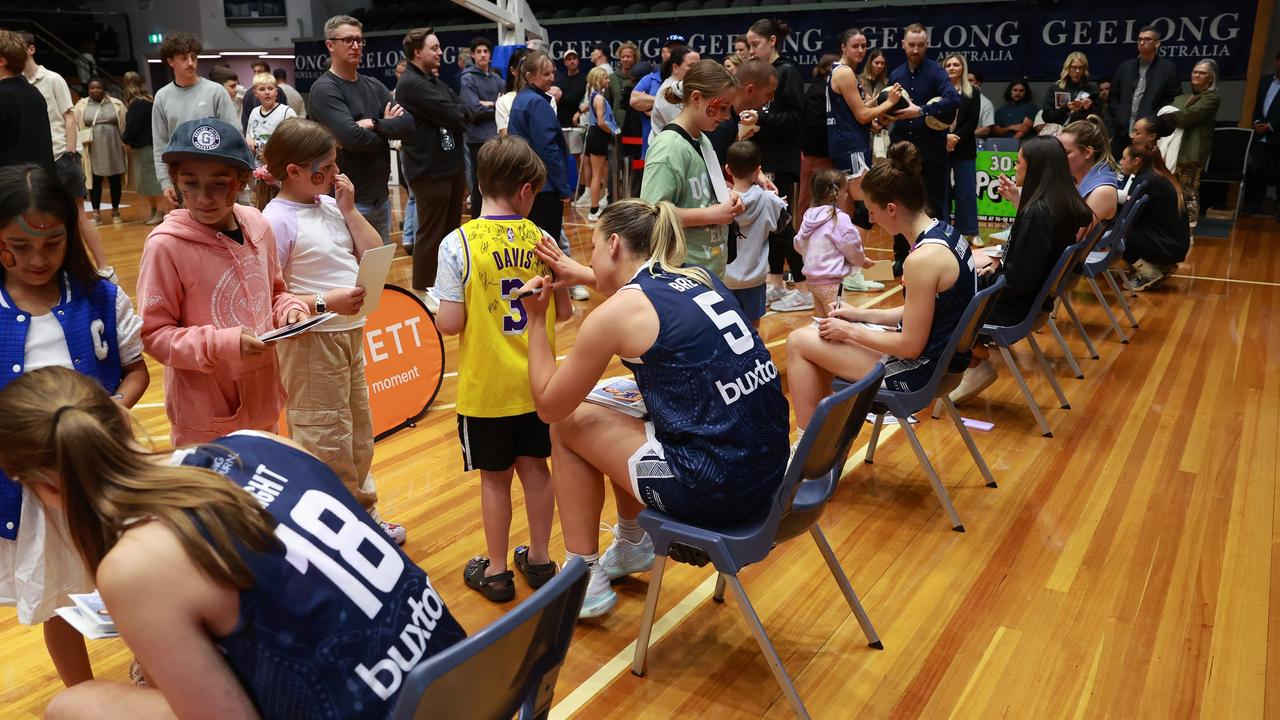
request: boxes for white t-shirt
[246,103,297,161]
[649,77,682,148]
[28,66,75,157]
[262,195,365,332]
[978,93,994,129]
[495,92,515,134]
[24,287,144,373]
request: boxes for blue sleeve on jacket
[512,91,571,198]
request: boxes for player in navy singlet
[519,199,789,618]
[786,141,976,433]
[0,367,465,720]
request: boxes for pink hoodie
[794,205,867,285]
[136,206,306,445]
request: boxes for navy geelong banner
[293,31,493,93]
[292,0,1257,90]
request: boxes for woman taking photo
[73,79,127,225]
[1170,59,1220,229]
[640,59,743,278]
[1,368,466,719]
[943,53,981,247]
[950,137,1094,403]
[785,142,976,431]
[1041,52,1099,127]
[518,199,789,618]
[120,72,163,225]
[747,17,811,312]
[508,50,572,244]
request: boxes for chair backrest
[389,559,589,720]
[765,364,884,541]
[1203,127,1254,179]
[1093,181,1146,254]
[987,234,1087,339]
[1100,192,1150,258]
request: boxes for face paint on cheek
[0,241,14,269]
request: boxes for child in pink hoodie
[137,118,307,445]
[795,168,876,317]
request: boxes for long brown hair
[122,71,153,106]
[1125,143,1184,208]
[598,199,711,288]
[256,117,337,208]
[0,367,277,587]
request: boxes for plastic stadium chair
[1040,219,1110,374]
[650,1,677,10]
[1080,193,1150,341]
[389,559,588,720]
[864,276,1006,531]
[631,365,887,720]
[702,0,730,8]
[1200,127,1254,221]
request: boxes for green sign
[977,150,1018,222]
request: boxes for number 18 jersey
[175,432,466,719]
[449,215,557,418]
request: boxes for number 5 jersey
[620,267,790,506]
[434,214,557,418]
[175,432,466,719]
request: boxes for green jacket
[1172,89,1219,167]
[641,128,727,278]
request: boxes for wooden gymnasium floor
[1,192,1278,719]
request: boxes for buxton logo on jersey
[354,579,449,700]
[715,357,779,406]
[191,125,222,150]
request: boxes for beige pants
[276,327,378,512]
[1177,162,1202,227]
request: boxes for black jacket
[990,201,1073,327]
[1041,78,1100,126]
[1123,170,1189,266]
[395,62,470,183]
[801,78,828,158]
[121,99,153,148]
[950,86,979,160]
[556,69,587,128]
[752,56,804,175]
[1109,57,1181,135]
[1253,73,1280,143]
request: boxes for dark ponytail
[862,141,926,212]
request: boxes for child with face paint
[0,163,148,686]
[136,117,307,447]
[259,118,407,544]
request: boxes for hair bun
[885,141,922,176]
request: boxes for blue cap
[161,117,254,173]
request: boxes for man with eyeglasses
[1109,26,1181,158]
[308,14,415,245]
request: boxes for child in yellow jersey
[435,135,572,602]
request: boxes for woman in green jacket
[1171,59,1221,228]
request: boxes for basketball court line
[548,425,902,720]
[1169,273,1280,288]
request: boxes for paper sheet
[354,244,397,318]
[863,260,895,282]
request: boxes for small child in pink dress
[795,168,876,317]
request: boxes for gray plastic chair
[631,365,886,720]
[864,276,1007,531]
[389,559,588,720]
[1080,193,1150,342]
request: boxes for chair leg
[631,555,668,677]
[809,524,882,649]
[864,413,885,464]
[1086,276,1129,344]
[931,398,944,419]
[941,397,997,488]
[1104,269,1138,329]
[713,573,727,603]
[999,344,1053,438]
[1060,294,1100,360]
[1114,267,1136,296]
[898,418,965,531]
[1046,313,1083,379]
[1027,334,1069,410]
[725,575,812,720]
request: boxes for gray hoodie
[459,65,505,144]
[725,184,789,290]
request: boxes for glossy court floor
[1,194,1277,719]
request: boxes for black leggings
[766,171,804,281]
[90,173,122,212]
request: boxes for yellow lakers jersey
[456,216,556,417]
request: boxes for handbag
[78,103,99,145]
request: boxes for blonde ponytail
[598,199,713,287]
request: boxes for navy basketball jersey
[826,66,871,175]
[175,432,466,719]
[911,220,977,366]
[620,267,790,503]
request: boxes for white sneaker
[989,227,1011,243]
[842,269,884,293]
[572,191,592,208]
[587,207,603,222]
[766,285,787,304]
[570,285,590,301]
[380,521,407,546]
[948,359,997,405]
[578,563,619,618]
[770,289,815,313]
[599,525,655,580]
[967,234,986,248]
[420,288,440,314]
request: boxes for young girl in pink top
[795,168,875,317]
[137,117,307,446]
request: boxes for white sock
[616,517,645,544]
[568,552,610,595]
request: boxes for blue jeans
[402,191,417,248]
[356,197,392,245]
[949,157,978,236]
